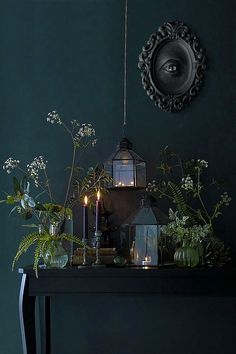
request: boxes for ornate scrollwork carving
[138,21,207,112]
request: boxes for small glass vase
[43,240,69,269]
[174,242,199,268]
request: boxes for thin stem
[43,169,53,202]
[186,204,208,224]
[17,167,51,199]
[154,182,209,225]
[62,122,74,140]
[64,144,77,208]
[196,167,211,222]
[177,156,185,177]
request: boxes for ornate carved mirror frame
[138,21,207,112]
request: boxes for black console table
[18,266,236,354]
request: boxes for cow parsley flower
[47,111,62,125]
[73,123,96,146]
[27,156,48,187]
[3,158,20,174]
[196,159,208,168]
[181,176,193,191]
[146,180,158,192]
[78,123,95,138]
[220,192,231,206]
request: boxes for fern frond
[168,182,196,224]
[12,233,39,271]
[60,233,83,247]
[33,242,43,278]
[15,232,39,253]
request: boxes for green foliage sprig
[12,232,83,278]
[147,146,232,234]
[162,209,211,246]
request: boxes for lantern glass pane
[133,225,160,265]
[104,159,113,188]
[136,161,146,187]
[113,159,135,187]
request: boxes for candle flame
[84,195,88,205]
[97,190,100,200]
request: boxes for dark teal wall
[0,1,235,353]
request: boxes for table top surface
[18,265,236,277]
[18,266,236,296]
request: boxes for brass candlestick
[92,231,106,267]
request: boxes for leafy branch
[147,147,231,233]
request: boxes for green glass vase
[174,244,199,268]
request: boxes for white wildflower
[73,123,96,145]
[181,175,193,191]
[190,224,210,243]
[146,180,157,192]
[220,192,231,206]
[27,156,48,187]
[3,157,20,174]
[197,159,208,168]
[47,111,62,125]
[78,123,95,138]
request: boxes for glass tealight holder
[142,256,152,268]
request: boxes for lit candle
[83,196,88,240]
[95,190,101,232]
[142,255,152,267]
[142,256,152,266]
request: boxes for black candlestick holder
[92,231,106,267]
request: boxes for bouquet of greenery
[1,111,112,276]
[162,209,211,247]
[147,146,231,266]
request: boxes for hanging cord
[122,0,128,137]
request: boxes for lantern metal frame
[104,138,146,190]
[120,195,168,265]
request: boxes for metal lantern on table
[104,138,146,189]
[120,195,168,266]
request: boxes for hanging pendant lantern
[104,137,146,189]
[104,0,146,189]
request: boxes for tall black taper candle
[83,196,88,239]
[95,190,101,232]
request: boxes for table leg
[40,296,51,354]
[19,273,36,354]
